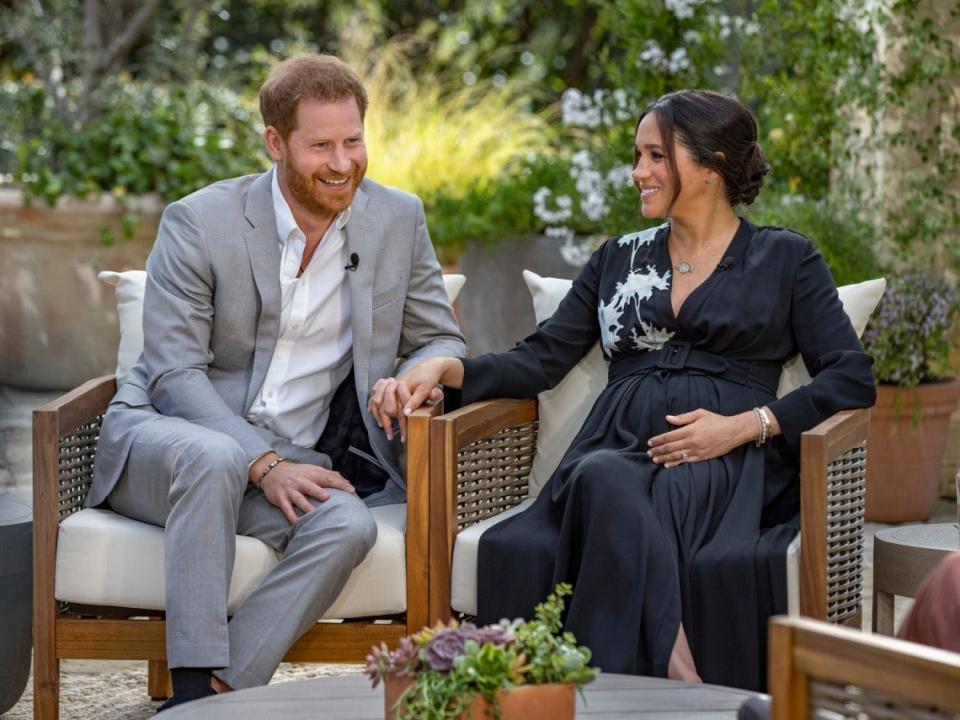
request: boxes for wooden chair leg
[148,660,172,701]
[32,636,59,720]
[873,589,895,635]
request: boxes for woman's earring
[706,177,714,185]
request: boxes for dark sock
[156,668,217,713]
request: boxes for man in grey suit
[89,54,465,709]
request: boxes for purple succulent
[425,628,468,671]
[365,636,424,687]
[467,623,514,648]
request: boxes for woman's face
[631,112,707,219]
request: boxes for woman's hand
[647,409,761,468]
[367,357,464,442]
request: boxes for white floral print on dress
[599,224,675,354]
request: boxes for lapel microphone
[345,253,360,271]
[717,256,735,271]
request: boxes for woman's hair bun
[728,142,771,206]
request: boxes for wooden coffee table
[872,522,960,635]
[162,672,756,719]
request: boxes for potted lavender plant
[861,272,960,521]
[365,584,597,720]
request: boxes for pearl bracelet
[255,456,287,490]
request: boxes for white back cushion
[98,270,148,387]
[523,271,885,494]
[523,271,607,495]
[98,270,467,385]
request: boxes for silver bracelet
[753,407,769,447]
[255,456,286,490]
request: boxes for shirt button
[267,391,274,399]
[292,323,301,331]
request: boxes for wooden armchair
[32,375,440,720]
[769,616,960,719]
[426,398,869,627]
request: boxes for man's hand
[647,409,758,468]
[251,453,355,524]
[368,357,464,442]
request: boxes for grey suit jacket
[89,170,466,509]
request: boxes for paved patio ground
[1,384,955,719]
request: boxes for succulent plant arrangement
[862,272,960,387]
[365,584,598,719]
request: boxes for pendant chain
[672,246,701,274]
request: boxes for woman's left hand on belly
[647,409,756,468]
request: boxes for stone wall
[457,235,585,356]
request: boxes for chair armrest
[405,402,446,631]
[427,398,538,620]
[769,616,960,719]
[431,398,538,527]
[33,374,117,522]
[799,408,870,624]
[33,375,116,636]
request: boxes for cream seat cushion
[449,268,884,616]
[56,504,407,618]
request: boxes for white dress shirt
[246,168,354,447]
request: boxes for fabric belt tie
[608,340,781,397]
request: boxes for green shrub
[14,80,266,205]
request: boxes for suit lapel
[242,170,282,410]
[345,184,375,397]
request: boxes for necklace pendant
[675,261,693,274]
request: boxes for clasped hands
[366,357,463,442]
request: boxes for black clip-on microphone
[716,256,735,271]
[345,252,360,271]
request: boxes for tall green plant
[344,31,554,209]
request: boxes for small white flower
[559,236,594,267]
[667,47,691,74]
[606,165,635,189]
[637,40,666,68]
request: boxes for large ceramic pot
[384,674,575,720]
[0,189,161,390]
[866,378,960,521]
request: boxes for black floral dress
[460,220,875,690]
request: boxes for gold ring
[681,450,689,462]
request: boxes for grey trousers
[107,413,378,689]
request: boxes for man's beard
[281,158,365,218]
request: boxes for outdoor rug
[4,662,362,720]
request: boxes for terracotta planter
[866,378,960,521]
[383,674,575,720]
[0,189,161,390]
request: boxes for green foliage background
[1,0,957,286]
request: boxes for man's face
[268,96,368,220]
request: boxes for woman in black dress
[368,90,876,691]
